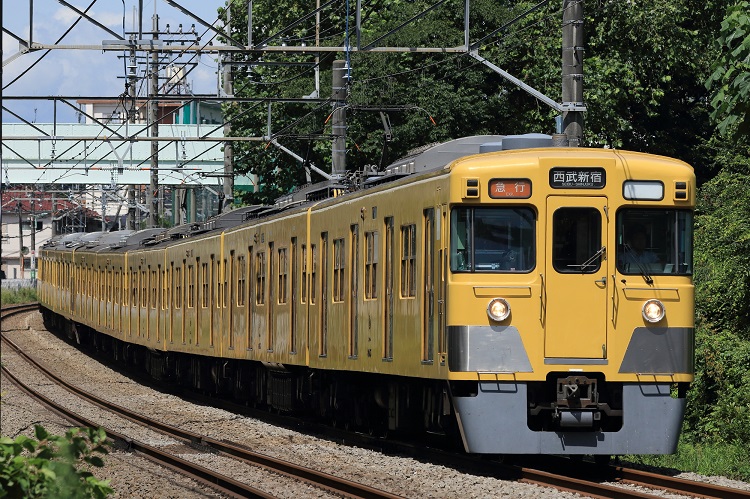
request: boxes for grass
[624,440,750,482]
[0,288,38,305]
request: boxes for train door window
[292,239,299,353]
[129,270,136,305]
[301,244,308,304]
[401,224,417,298]
[202,261,209,308]
[439,206,447,357]
[552,208,602,273]
[114,271,120,305]
[320,232,328,357]
[423,209,435,363]
[246,247,253,350]
[224,258,229,308]
[237,255,246,307]
[333,238,345,303]
[616,209,693,275]
[141,270,147,307]
[255,251,266,305]
[268,242,275,351]
[384,217,394,360]
[349,224,359,358]
[187,265,195,308]
[278,247,288,304]
[100,270,105,299]
[162,268,174,310]
[107,270,113,302]
[310,244,317,305]
[365,231,378,300]
[175,266,182,308]
[151,269,158,308]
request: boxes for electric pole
[331,60,347,176]
[149,13,160,228]
[222,6,234,213]
[562,0,585,146]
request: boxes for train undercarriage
[42,307,458,444]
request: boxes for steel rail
[0,364,270,499]
[611,465,750,499]
[0,313,403,499]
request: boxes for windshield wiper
[623,243,653,284]
[568,246,606,271]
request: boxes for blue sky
[2,0,227,123]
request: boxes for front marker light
[642,299,665,323]
[487,297,511,322]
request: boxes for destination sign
[549,167,606,189]
[488,179,532,199]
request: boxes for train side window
[552,208,602,273]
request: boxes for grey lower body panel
[452,382,685,454]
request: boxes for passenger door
[544,197,608,359]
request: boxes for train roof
[41,134,567,254]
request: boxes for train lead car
[39,134,694,457]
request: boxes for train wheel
[594,455,611,466]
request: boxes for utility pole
[561,0,585,146]
[222,5,234,213]
[30,200,36,282]
[17,201,24,279]
[149,13,160,228]
[127,35,138,231]
[331,60,347,177]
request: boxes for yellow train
[39,134,695,456]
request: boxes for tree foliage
[706,1,750,137]
[0,426,112,498]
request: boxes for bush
[0,288,38,305]
[0,425,113,498]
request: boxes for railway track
[3,303,750,499]
[1,303,400,499]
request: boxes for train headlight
[487,298,511,322]
[642,299,665,323]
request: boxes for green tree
[706,1,750,138]
[0,426,113,498]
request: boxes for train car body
[38,134,695,456]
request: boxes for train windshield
[450,207,535,273]
[616,209,693,275]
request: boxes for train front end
[445,145,695,455]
